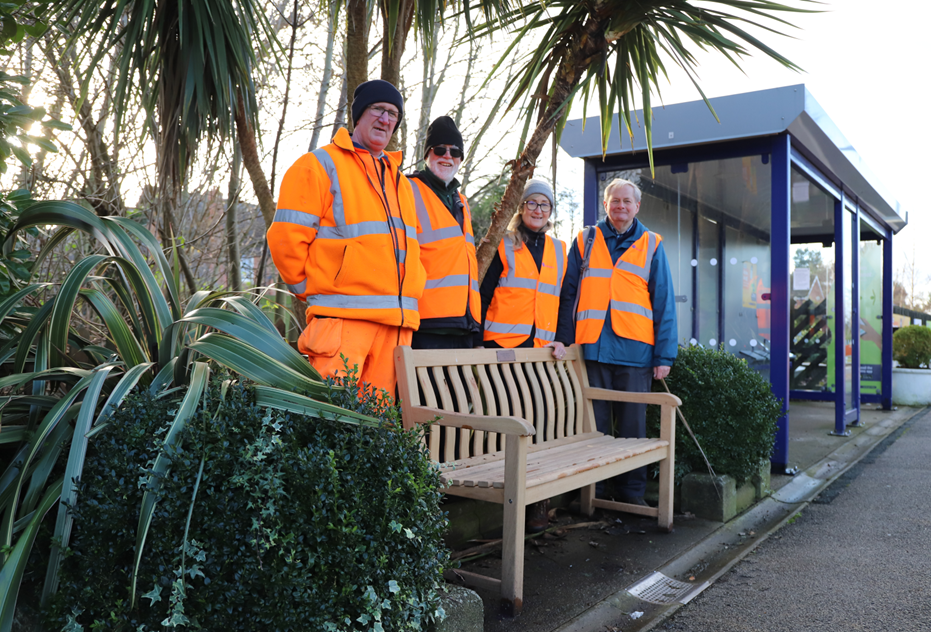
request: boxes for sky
[552,0,930,283]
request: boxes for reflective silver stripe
[425,274,469,290]
[412,184,431,237]
[471,279,479,292]
[549,234,565,288]
[484,321,533,335]
[308,294,418,311]
[274,208,321,230]
[420,225,462,244]
[398,249,407,264]
[582,268,612,279]
[577,309,607,322]
[535,328,556,342]
[465,233,475,246]
[610,300,653,320]
[615,259,650,281]
[498,277,537,290]
[311,148,345,226]
[316,218,406,240]
[412,182,464,244]
[287,279,307,295]
[537,282,560,296]
[503,238,516,276]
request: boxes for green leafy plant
[0,203,380,632]
[44,373,448,631]
[892,325,931,369]
[648,345,782,485]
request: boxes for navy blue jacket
[554,218,678,368]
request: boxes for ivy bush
[892,325,931,369]
[45,374,449,631]
[648,345,782,485]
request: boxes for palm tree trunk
[226,142,243,291]
[380,0,415,152]
[346,0,370,109]
[236,93,276,228]
[475,15,608,281]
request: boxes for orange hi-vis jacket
[267,128,426,329]
[575,227,662,345]
[410,179,481,322]
[484,234,567,347]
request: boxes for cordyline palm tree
[50,0,278,235]
[462,0,817,280]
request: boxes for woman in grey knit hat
[478,178,568,531]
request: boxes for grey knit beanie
[522,179,555,211]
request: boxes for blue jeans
[587,360,653,499]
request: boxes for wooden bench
[393,344,681,615]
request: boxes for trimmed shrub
[893,325,931,369]
[45,375,449,631]
[648,345,782,485]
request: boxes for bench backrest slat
[396,346,591,464]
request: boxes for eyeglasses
[368,105,400,121]
[523,200,552,214]
[431,146,463,159]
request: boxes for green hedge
[45,377,449,631]
[648,345,782,485]
[893,325,931,369]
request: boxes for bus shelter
[559,85,907,471]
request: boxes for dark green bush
[648,345,782,485]
[46,375,449,631]
[893,325,931,369]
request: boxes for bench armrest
[407,406,536,437]
[583,387,682,407]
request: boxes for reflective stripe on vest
[308,294,419,312]
[575,227,661,346]
[410,179,481,321]
[484,234,566,348]
[274,208,320,230]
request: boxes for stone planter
[892,367,931,406]
[678,461,772,522]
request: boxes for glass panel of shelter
[859,220,884,398]
[789,166,837,395]
[597,156,772,380]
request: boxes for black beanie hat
[351,79,404,131]
[424,116,464,157]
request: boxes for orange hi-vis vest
[484,233,567,347]
[410,179,481,322]
[574,227,661,346]
[268,127,426,329]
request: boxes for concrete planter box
[892,367,931,406]
[677,461,772,522]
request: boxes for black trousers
[410,330,475,349]
[587,360,653,499]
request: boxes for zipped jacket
[268,127,426,328]
[483,233,566,348]
[410,177,481,323]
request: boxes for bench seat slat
[442,436,668,489]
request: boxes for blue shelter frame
[560,85,906,471]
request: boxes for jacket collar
[333,127,404,169]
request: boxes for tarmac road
[657,408,931,632]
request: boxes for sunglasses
[431,146,463,159]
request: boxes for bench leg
[500,435,529,616]
[580,483,595,516]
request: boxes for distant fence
[893,305,931,328]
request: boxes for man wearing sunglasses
[407,116,482,349]
[268,79,426,397]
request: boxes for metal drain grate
[627,572,707,605]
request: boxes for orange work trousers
[298,317,413,397]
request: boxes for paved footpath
[657,408,931,632]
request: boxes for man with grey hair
[554,177,678,506]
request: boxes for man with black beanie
[408,116,482,349]
[267,79,426,397]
